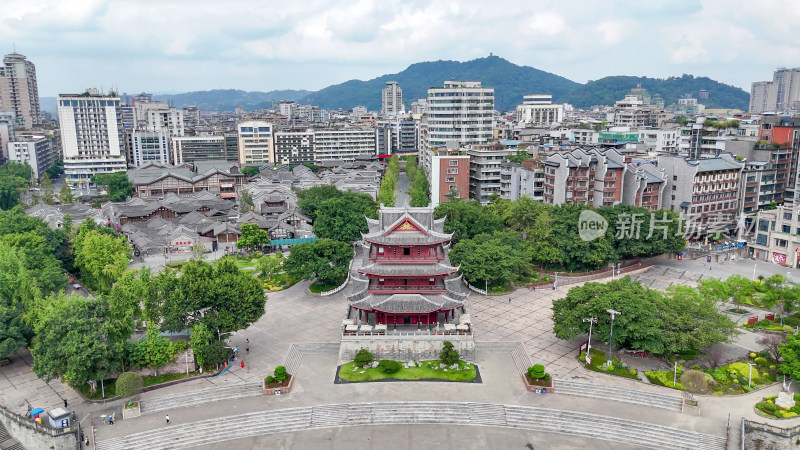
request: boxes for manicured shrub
[115,372,143,398]
[173,339,188,352]
[378,360,401,374]
[529,364,545,379]
[354,349,373,367]
[712,371,728,384]
[440,341,460,365]
[607,364,614,371]
[750,352,757,359]
[543,373,551,381]
[630,369,637,376]
[265,375,275,384]
[274,366,288,382]
[763,402,777,413]
[754,357,768,367]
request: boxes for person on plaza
[246,338,250,353]
[240,360,245,369]
[166,414,170,424]
[63,398,68,408]
[108,415,114,425]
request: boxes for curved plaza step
[140,382,263,415]
[554,379,683,412]
[96,401,724,450]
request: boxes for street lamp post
[748,363,757,388]
[606,309,622,366]
[582,317,598,366]
[753,263,758,281]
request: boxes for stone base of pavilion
[337,332,475,365]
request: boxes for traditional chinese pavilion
[345,205,468,326]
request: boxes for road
[395,172,410,206]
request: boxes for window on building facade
[449,160,458,166]
[447,169,458,174]
[756,234,768,246]
[783,225,791,233]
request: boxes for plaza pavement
[4,254,800,446]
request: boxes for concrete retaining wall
[339,335,475,364]
[0,406,77,450]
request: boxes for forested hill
[153,89,311,110]
[300,56,581,112]
[562,75,750,110]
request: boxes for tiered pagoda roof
[362,206,452,245]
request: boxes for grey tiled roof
[693,158,743,172]
[359,262,458,276]
[350,293,463,313]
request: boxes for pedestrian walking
[166,414,170,424]
[508,298,511,303]
[72,411,76,422]
[246,338,250,353]
[63,398,68,408]
[108,415,114,426]
[240,360,245,369]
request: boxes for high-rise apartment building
[515,94,564,126]
[58,90,125,186]
[313,127,377,162]
[130,130,170,167]
[750,68,800,113]
[274,130,314,165]
[381,81,403,117]
[0,52,42,128]
[0,111,14,163]
[423,81,494,150]
[172,136,229,164]
[7,134,57,180]
[237,120,274,165]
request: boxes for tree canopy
[0,162,31,210]
[449,231,531,287]
[73,221,131,293]
[91,172,132,202]
[313,193,378,242]
[552,277,737,355]
[283,238,353,285]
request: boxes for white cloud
[2,0,799,95]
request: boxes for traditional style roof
[359,262,458,277]
[350,293,463,313]
[363,206,451,244]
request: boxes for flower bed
[338,360,476,382]
[578,349,639,380]
[743,318,793,333]
[646,355,779,395]
[756,394,800,419]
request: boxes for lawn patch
[337,360,477,383]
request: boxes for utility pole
[582,317,598,366]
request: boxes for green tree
[257,252,285,281]
[354,348,373,367]
[59,182,74,204]
[115,372,143,399]
[239,189,254,213]
[440,341,459,364]
[237,223,268,250]
[297,185,342,220]
[697,278,732,306]
[128,330,178,375]
[658,285,737,355]
[74,228,131,292]
[274,365,288,382]
[503,197,560,267]
[39,173,55,205]
[31,293,120,387]
[779,333,800,381]
[240,166,260,177]
[1,231,68,294]
[202,342,230,368]
[313,193,378,242]
[203,258,267,334]
[190,323,214,368]
[0,172,28,210]
[552,277,665,354]
[283,239,353,285]
[550,204,615,271]
[433,199,503,244]
[0,243,36,358]
[449,231,531,287]
[378,156,399,206]
[91,172,132,202]
[408,167,430,207]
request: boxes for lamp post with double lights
[606,309,622,366]
[582,317,597,366]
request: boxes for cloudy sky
[3,0,799,97]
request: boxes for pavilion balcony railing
[368,286,446,293]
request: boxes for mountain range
[39,56,750,114]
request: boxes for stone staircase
[140,382,263,415]
[554,379,683,412]
[0,419,24,450]
[96,401,724,450]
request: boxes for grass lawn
[338,360,476,382]
[578,349,639,380]
[309,280,343,293]
[232,256,262,270]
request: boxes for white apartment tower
[750,68,800,113]
[381,81,404,117]
[424,81,495,150]
[58,90,126,186]
[237,120,274,165]
[0,53,42,129]
[515,94,564,127]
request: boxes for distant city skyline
[3,0,799,97]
